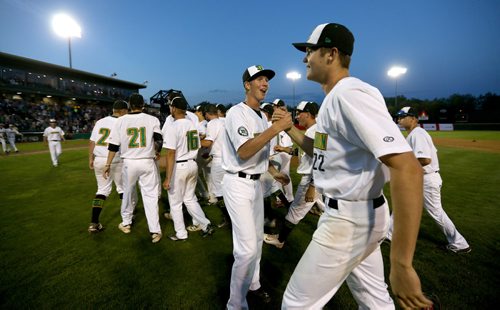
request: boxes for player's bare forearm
[268,163,290,185]
[382,152,423,265]
[163,149,176,189]
[89,141,95,169]
[380,151,431,308]
[288,126,314,157]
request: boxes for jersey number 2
[128,127,146,148]
[313,153,325,172]
[96,128,110,146]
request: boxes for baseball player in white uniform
[273,23,433,309]
[259,102,290,229]
[222,65,291,309]
[162,96,214,241]
[273,99,295,203]
[387,106,471,253]
[161,93,199,220]
[87,100,129,233]
[200,104,230,227]
[0,123,7,154]
[264,101,325,249]
[43,119,65,167]
[104,93,163,243]
[5,124,23,153]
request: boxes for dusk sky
[1,0,499,106]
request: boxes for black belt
[176,159,195,163]
[326,195,385,210]
[238,171,261,180]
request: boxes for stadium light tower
[52,13,82,69]
[286,71,301,105]
[387,66,407,109]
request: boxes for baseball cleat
[187,224,202,232]
[247,287,271,304]
[163,212,173,220]
[201,224,214,238]
[151,233,162,243]
[217,218,230,228]
[88,223,104,233]
[445,244,471,254]
[264,218,277,228]
[168,235,187,242]
[118,223,131,234]
[264,233,284,249]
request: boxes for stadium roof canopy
[0,51,146,103]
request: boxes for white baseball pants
[208,157,224,197]
[387,172,469,250]
[168,160,210,239]
[48,140,62,166]
[93,157,124,197]
[285,174,325,225]
[120,158,161,234]
[223,173,264,310]
[282,198,394,309]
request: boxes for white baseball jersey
[222,102,270,174]
[6,127,21,140]
[107,112,161,159]
[90,116,121,163]
[313,77,411,200]
[296,123,317,175]
[162,111,198,147]
[198,119,208,136]
[164,118,200,161]
[43,126,65,141]
[204,118,225,158]
[406,127,439,174]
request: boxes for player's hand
[274,145,285,153]
[274,173,290,186]
[272,109,293,132]
[163,179,170,190]
[305,185,315,202]
[390,264,433,309]
[103,166,110,179]
[89,160,94,170]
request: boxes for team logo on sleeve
[313,132,327,150]
[383,136,395,142]
[237,126,249,136]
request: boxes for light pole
[286,71,301,105]
[387,66,407,109]
[52,13,82,68]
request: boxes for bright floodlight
[52,13,81,38]
[286,71,302,81]
[387,66,407,78]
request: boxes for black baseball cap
[242,65,275,83]
[293,23,355,56]
[396,106,417,118]
[170,96,188,110]
[113,100,128,110]
[273,99,285,107]
[260,102,274,115]
[296,101,319,116]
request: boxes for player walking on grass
[162,96,214,241]
[263,101,325,249]
[43,119,65,167]
[104,93,163,244]
[387,106,471,254]
[222,65,291,309]
[87,100,129,233]
[273,23,433,309]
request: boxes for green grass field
[1,132,499,309]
